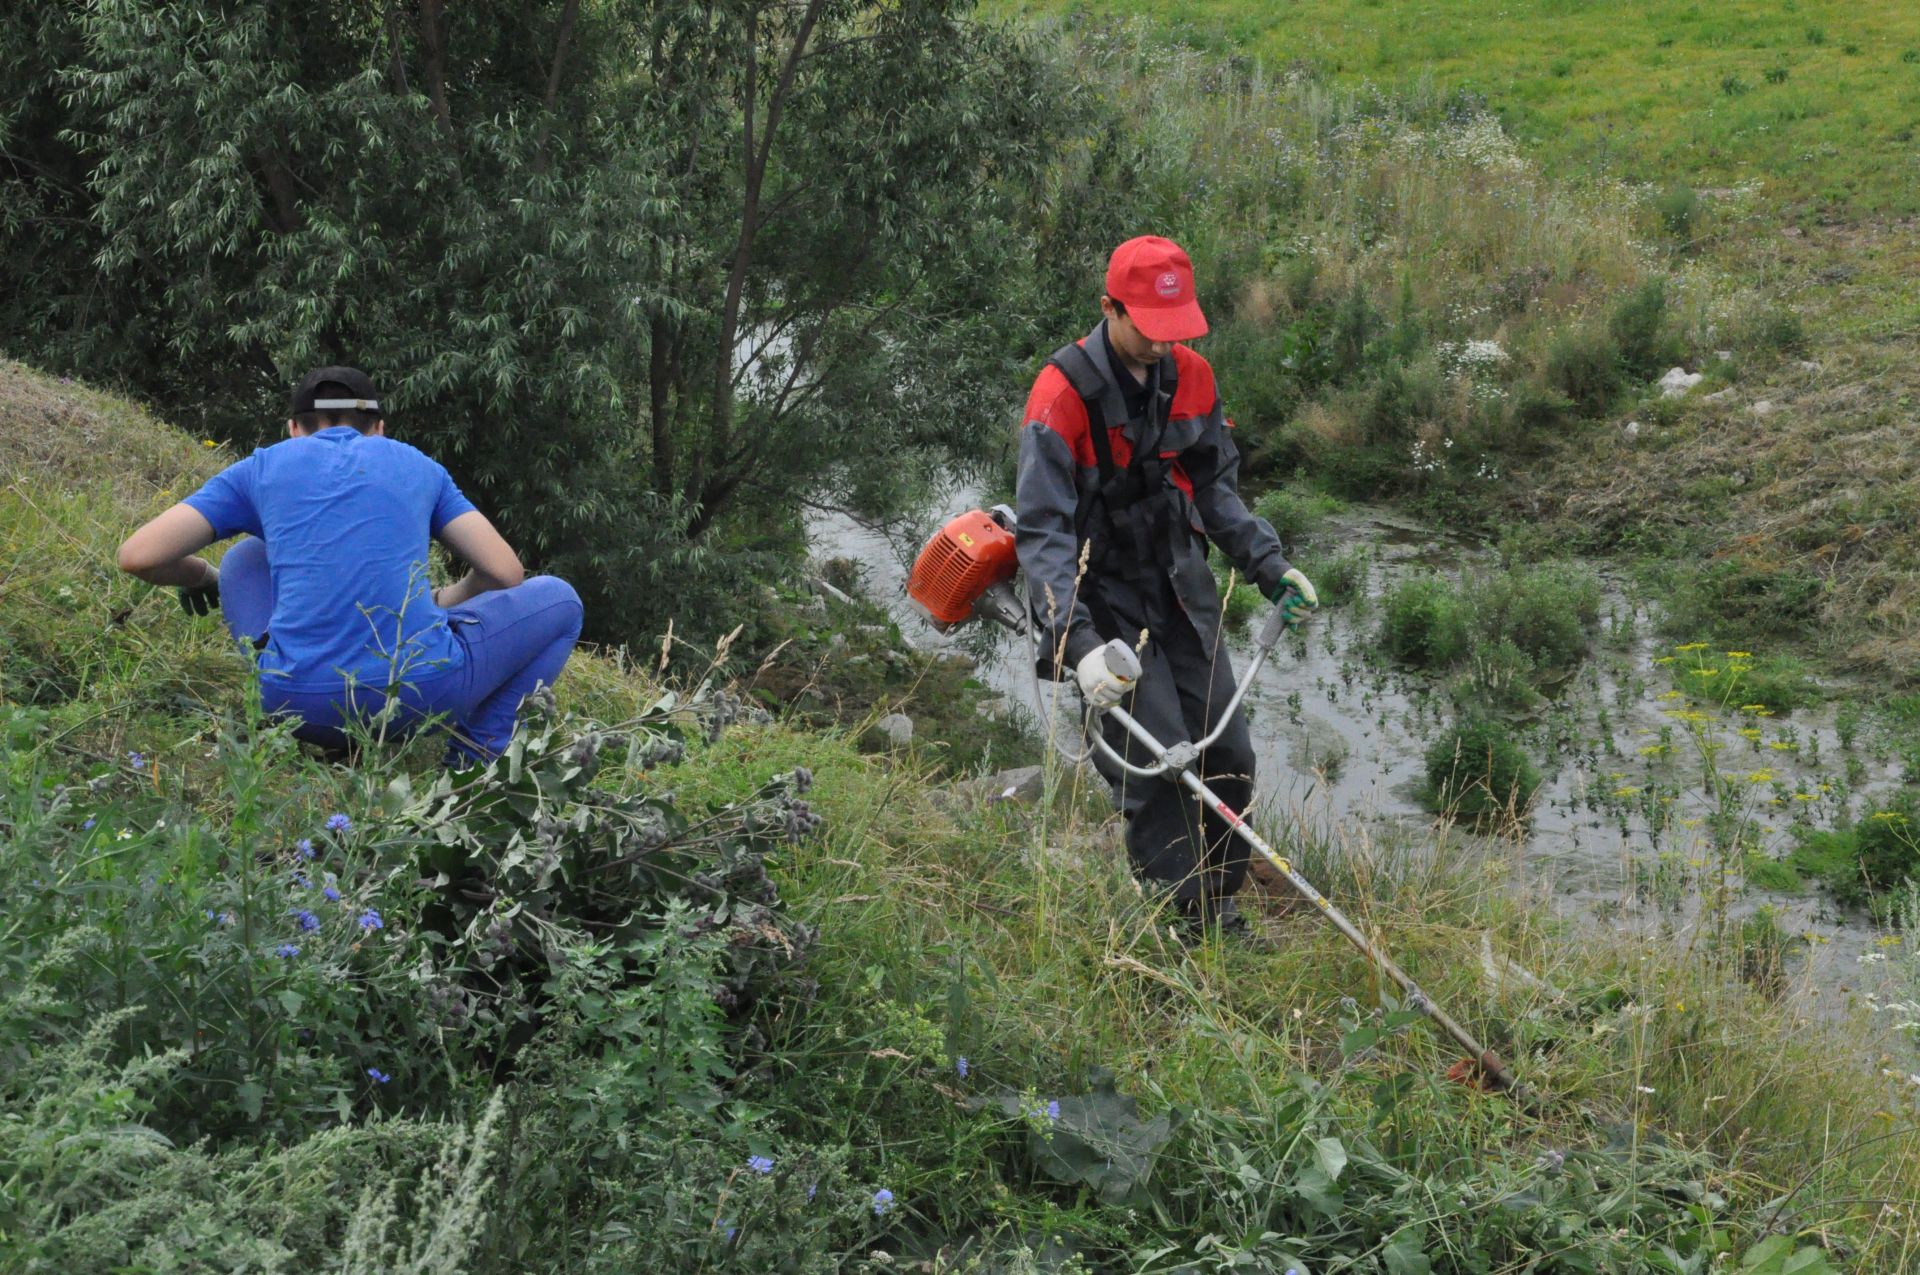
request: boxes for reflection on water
[808,487,1902,1016]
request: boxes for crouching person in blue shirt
[117,366,583,765]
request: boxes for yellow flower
[1737,728,1762,740]
[1739,703,1768,713]
[1654,656,1677,665]
[1689,667,1721,678]
[1746,770,1776,784]
[1725,650,1751,659]
[1659,690,1685,701]
[1638,744,1669,757]
[1676,642,1709,652]
[201,438,217,447]
[1794,793,1816,802]
[1613,786,1640,797]
[1872,811,1906,822]
[1768,741,1793,751]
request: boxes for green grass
[8,332,1920,1263]
[1003,0,1920,215]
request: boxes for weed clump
[1475,562,1602,671]
[1253,481,1346,547]
[1380,573,1473,666]
[1657,559,1824,644]
[1544,324,1621,417]
[1790,795,1920,907]
[1608,278,1680,381]
[1423,714,1542,816]
[1652,183,1701,242]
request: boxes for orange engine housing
[907,509,1019,627]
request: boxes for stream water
[809,488,1910,1021]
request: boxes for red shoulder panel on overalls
[1024,343,1220,499]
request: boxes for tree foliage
[1,0,1092,640]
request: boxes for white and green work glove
[1075,639,1141,709]
[1265,567,1319,631]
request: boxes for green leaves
[984,1067,1184,1205]
[1739,1238,1838,1275]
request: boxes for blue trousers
[218,537,584,761]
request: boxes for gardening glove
[1075,639,1140,709]
[1265,567,1319,630]
[177,572,221,617]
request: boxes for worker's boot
[1174,892,1252,943]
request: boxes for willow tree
[2,1,1083,638]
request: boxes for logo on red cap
[1154,271,1181,299]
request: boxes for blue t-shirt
[184,427,477,692]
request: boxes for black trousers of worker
[1086,573,1255,912]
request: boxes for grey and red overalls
[1014,320,1292,914]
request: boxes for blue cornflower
[206,909,235,926]
[747,1155,774,1174]
[871,1188,894,1216]
[127,751,146,770]
[82,817,96,831]
[291,908,320,933]
[367,1067,391,1084]
[1047,1099,1061,1122]
[358,909,384,931]
[323,884,341,902]
[325,813,352,833]
[275,943,301,958]
[807,1182,818,1202]
[296,838,316,860]
[720,1220,737,1242]
[292,870,311,889]
[955,1056,969,1078]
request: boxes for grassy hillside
[6,366,1920,1267]
[990,10,1920,685]
[1004,0,1920,214]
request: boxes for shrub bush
[1544,324,1622,417]
[1380,574,1474,667]
[1475,562,1602,670]
[1451,639,1542,716]
[1423,715,1543,816]
[1293,544,1373,610]
[1654,184,1701,241]
[1609,278,1681,381]
[1253,481,1346,547]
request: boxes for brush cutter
[906,507,1520,1095]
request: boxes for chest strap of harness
[1045,341,1179,542]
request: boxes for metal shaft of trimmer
[1095,649,1520,1095]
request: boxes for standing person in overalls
[1014,236,1317,935]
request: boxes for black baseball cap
[291,365,382,416]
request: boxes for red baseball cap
[1105,235,1207,343]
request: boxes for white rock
[1624,420,1642,438]
[1715,350,1734,362]
[1658,367,1703,398]
[1752,400,1779,418]
[1704,388,1736,404]
[1793,360,1822,374]
[874,712,914,746]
